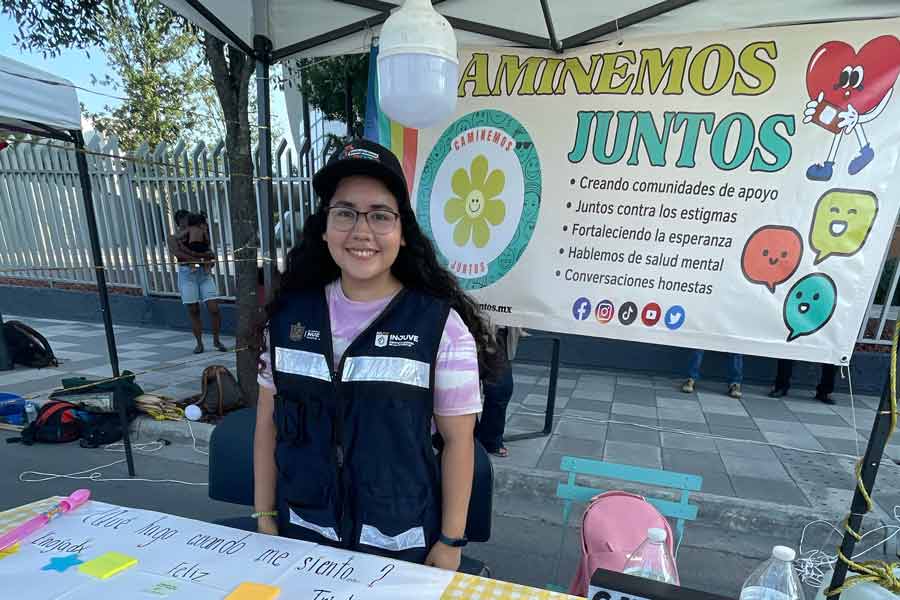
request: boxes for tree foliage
[285,53,369,138]
[82,0,217,150]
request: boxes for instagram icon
[595,300,615,324]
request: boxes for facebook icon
[572,297,592,321]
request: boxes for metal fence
[0,134,316,298]
[1,134,900,345]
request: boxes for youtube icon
[641,302,661,326]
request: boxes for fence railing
[1,134,899,346]
[0,134,316,298]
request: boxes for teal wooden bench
[548,456,703,591]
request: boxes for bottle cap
[772,546,796,561]
[648,528,667,543]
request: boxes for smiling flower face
[444,155,506,248]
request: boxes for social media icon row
[571,298,686,330]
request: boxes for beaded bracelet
[251,510,278,519]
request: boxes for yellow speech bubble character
[809,189,878,265]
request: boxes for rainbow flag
[364,44,418,197]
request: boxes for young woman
[253,140,503,571]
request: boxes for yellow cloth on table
[78,551,138,579]
[441,573,583,600]
[225,582,281,600]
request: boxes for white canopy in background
[0,55,81,138]
[160,0,900,61]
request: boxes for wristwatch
[439,533,468,548]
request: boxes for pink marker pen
[0,489,91,552]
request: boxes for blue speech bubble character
[783,273,837,342]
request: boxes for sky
[0,13,293,143]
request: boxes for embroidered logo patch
[289,322,306,341]
[374,332,389,348]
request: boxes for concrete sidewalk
[2,315,898,596]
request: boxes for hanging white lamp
[377,0,458,129]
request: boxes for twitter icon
[664,305,685,330]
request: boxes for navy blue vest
[269,286,450,563]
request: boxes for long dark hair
[256,181,505,383]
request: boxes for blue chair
[549,456,703,591]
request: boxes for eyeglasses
[327,206,400,235]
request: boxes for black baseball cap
[313,139,409,208]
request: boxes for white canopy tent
[0,56,135,475]
[160,0,900,59]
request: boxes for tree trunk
[203,35,260,403]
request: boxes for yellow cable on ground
[826,324,900,595]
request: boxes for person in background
[769,360,837,404]
[682,349,743,398]
[167,209,227,354]
[475,326,520,458]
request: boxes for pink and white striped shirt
[259,280,482,417]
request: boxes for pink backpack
[569,491,677,597]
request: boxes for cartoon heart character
[803,35,900,181]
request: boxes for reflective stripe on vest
[360,523,426,552]
[289,508,340,542]
[342,356,430,389]
[275,347,332,382]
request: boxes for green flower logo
[444,155,506,248]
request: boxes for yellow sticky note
[225,582,281,600]
[0,543,19,560]
[78,551,138,579]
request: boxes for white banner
[413,19,900,365]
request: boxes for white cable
[187,419,209,456]
[796,506,900,587]
[19,423,209,485]
[847,364,862,459]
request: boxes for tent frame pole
[254,35,277,302]
[72,130,135,477]
[827,362,895,598]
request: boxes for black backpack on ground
[79,413,124,448]
[12,400,83,445]
[2,320,58,368]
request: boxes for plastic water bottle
[24,401,37,424]
[623,527,680,585]
[740,546,805,600]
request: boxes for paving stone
[656,396,700,409]
[760,430,825,452]
[704,413,758,429]
[523,393,569,410]
[714,438,777,460]
[565,397,612,412]
[753,418,799,434]
[699,401,749,417]
[506,414,547,434]
[798,412,860,428]
[708,425,765,441]
[603,441,662,469]
[571,386,614,401]
[553,418,607,442]
[657,406,706,423]
[694,473,736,496]
[614,385,657,406]
[616,376,655,388]
[721,454,791,480]
[729,476,809,506]
[500,435,550,469]
[606,423,660,447]
[662,448,727,476]
[816,437,863,456]
[546,434,604,457]
[743,401,798,421]
[804,423,861,441]
[785,400,839,415]
[660,432,718,453]
[611,403,658,419]
[658,420,710,434]
[537,377,577,389]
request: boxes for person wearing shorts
[168,210,227,354]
